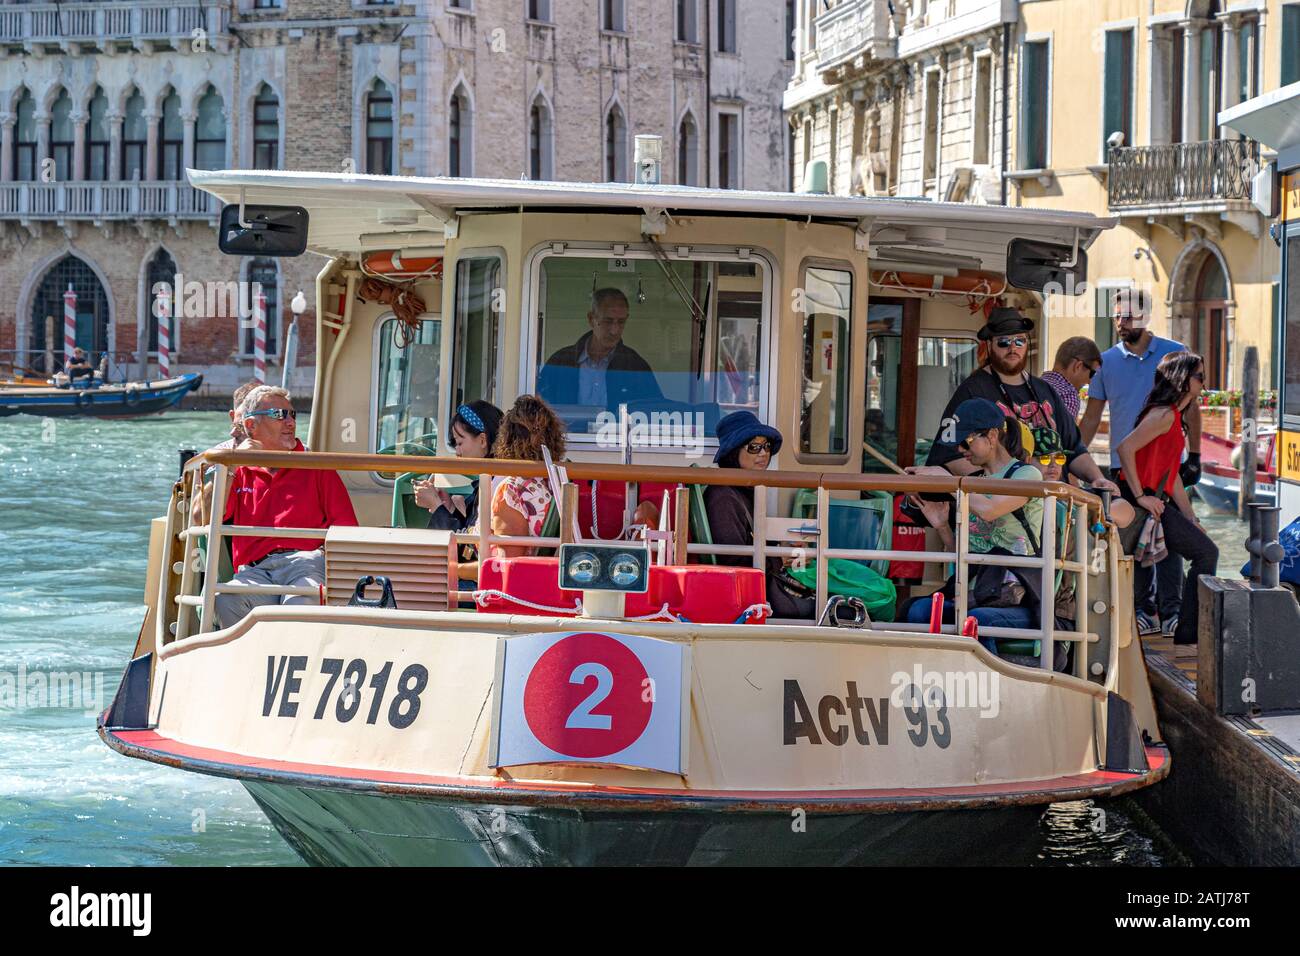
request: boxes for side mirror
[1006,238,1088,293]
[218,204,309,257]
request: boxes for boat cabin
[190,166,1108,510]
[142,165,1130,676]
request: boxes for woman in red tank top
[1115,351,1218,646]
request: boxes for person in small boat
[64,347,95,385]
[537,288,663,411]
[413,400,503,584]
[470,395,566,575]
[204,385,359,627]
[904,399,1046,654]
[1114,351,1218,648]
[704,411,815,619]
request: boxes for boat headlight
[558,544,649,593]
[609,553,642,588]
[566,551,601,586]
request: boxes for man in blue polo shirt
[1080,288,1203,637]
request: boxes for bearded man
[1079,287,1202,637]
[925,308,1117,494]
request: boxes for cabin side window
[797,263,851,458]
[374,315,441,455]
[1285,233,1300,423]
[451,255,504,420]
[864,300,978,470]
[529,251,766,445]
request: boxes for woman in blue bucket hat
[705,411,814,619]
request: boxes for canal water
[0,412,1248,866]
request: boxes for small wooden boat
[1195,431,1277,513]
[0,373,203,418]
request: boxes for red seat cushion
[475,557,767,624]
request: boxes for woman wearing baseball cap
[904,398,1047,655]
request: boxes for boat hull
[243,780,1048,866]
[1196,469,1276,514]
[0,373,203,418]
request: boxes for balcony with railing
[0,181,219,221]
[0,0,231,53]
[1107,138,1263,237]
[813,0,895,73]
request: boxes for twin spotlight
[558,544,649,594]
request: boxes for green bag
[786,558,897,622]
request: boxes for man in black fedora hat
[924,308,1117,494]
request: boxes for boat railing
[161,449,1120,678]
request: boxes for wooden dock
[1134,632,1300,865]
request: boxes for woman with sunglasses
[705,411,815,619]
[414,400,503,584]
[1114,351,1218,646]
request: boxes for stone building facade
[786,0,1298,391]
[0,0,793,398]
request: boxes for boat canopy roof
[1219,81,1300,161]
[189,168,1115,266]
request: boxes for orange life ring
[869,268,1005,297]
[362,251,443,279]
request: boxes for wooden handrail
[197,447,1102,510]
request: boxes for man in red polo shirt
[206,385,357,627]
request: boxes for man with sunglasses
[199,385,358,628]
[1041,336,1103,423]
[925,308,1118,496]
[1079,288,1201,635]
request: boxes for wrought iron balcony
[814,0,895,73]
[1107,139,1260,211]
[0,0,231,53]
[0,182,218,221]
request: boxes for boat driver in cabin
[536,287,663,411]
[194,385,358,628]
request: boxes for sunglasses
[994,336,1027,349]
[744,440,773,455]
[1036,453,1068,467]
[245,408,297,422]
[959,434,983,452]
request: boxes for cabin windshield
[1284,231,1300,423]
[530,251,765,444]
[375,315,440,454]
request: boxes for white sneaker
[1136,610,1161,636]
[1160,614,1180,638]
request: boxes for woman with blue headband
[415,400,503,582]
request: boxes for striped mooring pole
[156,285,172,380]
[62,284,76,366]
[253,289,268,384]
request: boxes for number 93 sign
[490,631,690,774]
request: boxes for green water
[0,412,1215,866]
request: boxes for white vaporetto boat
[100,156,1168,865]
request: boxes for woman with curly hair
[485,395,566,562]
[1115,351,1217,647]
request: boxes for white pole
[253,290,267,384]
[62,284,77,368]
[156,284,172,380]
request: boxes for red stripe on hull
[106,728,1168,806]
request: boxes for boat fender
[124,385,142,407]
[347,575,398,609]
[75,390,92,408]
